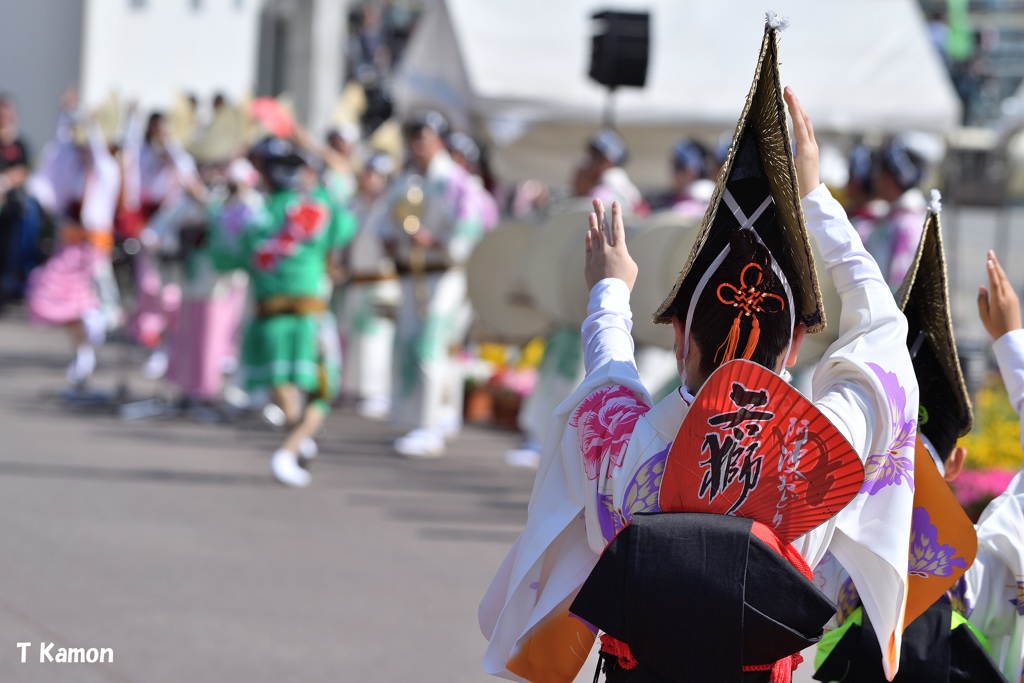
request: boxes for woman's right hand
[784,87,819,199]
[585,199,638,292]
[979,251,1022,340]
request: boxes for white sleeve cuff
[587,278,633,319]
[993,329,1024,415]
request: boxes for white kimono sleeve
[962,329,1024,683]
[479,277,651,681]
[81,122,121,232]
[795,183,918,679]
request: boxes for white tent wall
[394,0,961,189]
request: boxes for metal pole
[603,87,616,128]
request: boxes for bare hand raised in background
[783,87,819,199]
[585,199,638,292]
[978,251,1022,340]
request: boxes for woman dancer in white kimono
[26,91,121,388]
[480,87,919,682]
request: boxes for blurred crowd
[0,74,947,487]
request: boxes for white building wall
[81,0,263,112]
[0,0,85,161]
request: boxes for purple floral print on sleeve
[861,363,917,494]
[908,507,968,578]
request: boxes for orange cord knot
[714,262,786,364]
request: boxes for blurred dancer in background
[339,151,399,419]
[865,136,928,289]
[165,157,257,408]
[578,128,644,213]
[322,124,360,206]
[662,138,713,219]
[121,109,203,378]
[25,89,121,390]
[447,131,499,232]
[382,110,483,458]
[844,143,887,244]
[210,137,355,487]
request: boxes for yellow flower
[479,343,510,368]
[517,337,546,370]
[960,374,1023,471]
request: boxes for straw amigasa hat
[895,190,973,462]
[653,13,825,336]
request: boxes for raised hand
[783,87,819,199]
[978,250,1022,340]
[585,199,638,292]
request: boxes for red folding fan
[660,360,864,542]
[250,98,295,138]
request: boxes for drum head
[467,221,550,344]
[628,212,702,348]
[524,200,595,325]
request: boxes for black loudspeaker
[588,10,651,89]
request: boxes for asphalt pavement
[0,309,549,683]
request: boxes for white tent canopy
[393,0,961,187]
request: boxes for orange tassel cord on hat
[714,263,786,364]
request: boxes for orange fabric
[506,610,596,683]
[904,437,978,625]
[61,225,113,252]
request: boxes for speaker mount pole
[603,86,617,128]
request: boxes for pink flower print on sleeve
[569,385,650,481]
[861,362,917,495]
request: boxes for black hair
[672,229,792,384]
[880,141,925,192]
[144,111,165,145]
